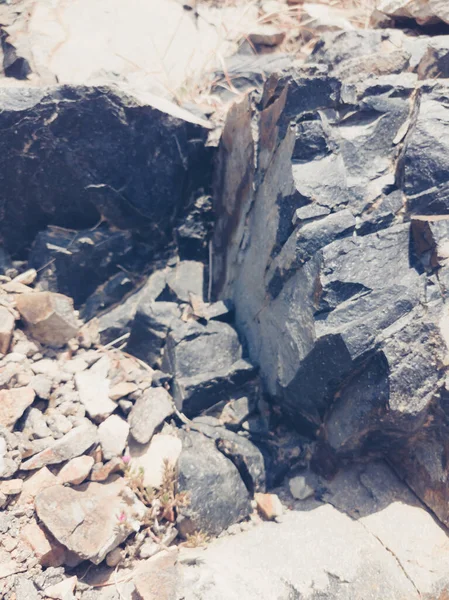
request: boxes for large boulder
[212,68,449,522]
[376,0,449,26]
[0,84,210,256]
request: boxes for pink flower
[117,511,127,524]
[122,455,131,465]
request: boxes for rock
[21,520,66,567]
[58,455,95,485]
[0,387,35,430]
[21,421,97,470]
[376,0,449,25]
[97,268,170,344]
[299,3,354,36]
[128,433,182,489]
[30,226,133,307]
[0,306,15,354]
[16,292,79,347]
[15,578,40,600]
[35,478,146,564]
[0,84,210,256]
[105,548,123,568]
[133,551,180,600]
[289,472,317,500]
[139,540,160,559]
[19,466,59,505]
[163,320,258,417]
[248,25,285,47]
[254,493,283,521]
[0,479,23,495]
[418,38,449,80]
[98,415,130,460]
[81,272,136,323]
[175,195,214,261]
[29,374,53,400]
[128,388,174,445]
[90,457,123,481]
[165,261,204,303]
[109,381,138,401]
[75,368,116,422]
[44,576,77,600]
[127,302,182,367]
[178,465,449,599]
[177,431,251,537]
[190,422,266,494]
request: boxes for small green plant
[183,530,210,548]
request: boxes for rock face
[0,84,210,255]
[180,462,449,599]
[212,39,449,521]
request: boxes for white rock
[128,433,182,489]
[289,475,315,501]
[75,367,116,422]
[98,414,130,460]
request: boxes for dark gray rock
[126,301,182,367]
[188,422,266,494]
[29,226,133,306]
[81,272,135,321]
[128,387,174,444]
[96,268,169,344]
[162,320,258,417]
[404,82,449,215]
[211,67,449,523]
[175,195,214,261]
[0,84,210,256]
[176,430,251,537]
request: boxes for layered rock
[212,37,449,522]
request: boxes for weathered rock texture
[212,36,449,525]
[0,84,210,256]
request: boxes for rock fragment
[98,414,130,460]
[21,520,66,567]
[128,433,182,489]
[0,306,15,354]
[75,368,116,422]
[44,576,77,600]
[16,292,79,346]
[129,388,174,444]
[58,455,94,485]
[21,421,97,470]
[0,387,35,430]
[254,493,283,521]
[133,551,180,600]
[35,478,146,564]
[177,431,251,537]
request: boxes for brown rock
[133,551,180,600]
[0,307,15,355]
[19,466,59,505]
[254,493,283,521]
[248,25,285,47]
[16,292,79,347]
[0,387,35,430]
[89,457,122,482]
[21,421,97,470]
[35,478,146,564]
[21,520,66,567]
[58,455,94,485]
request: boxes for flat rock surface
[179,461,449,599]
